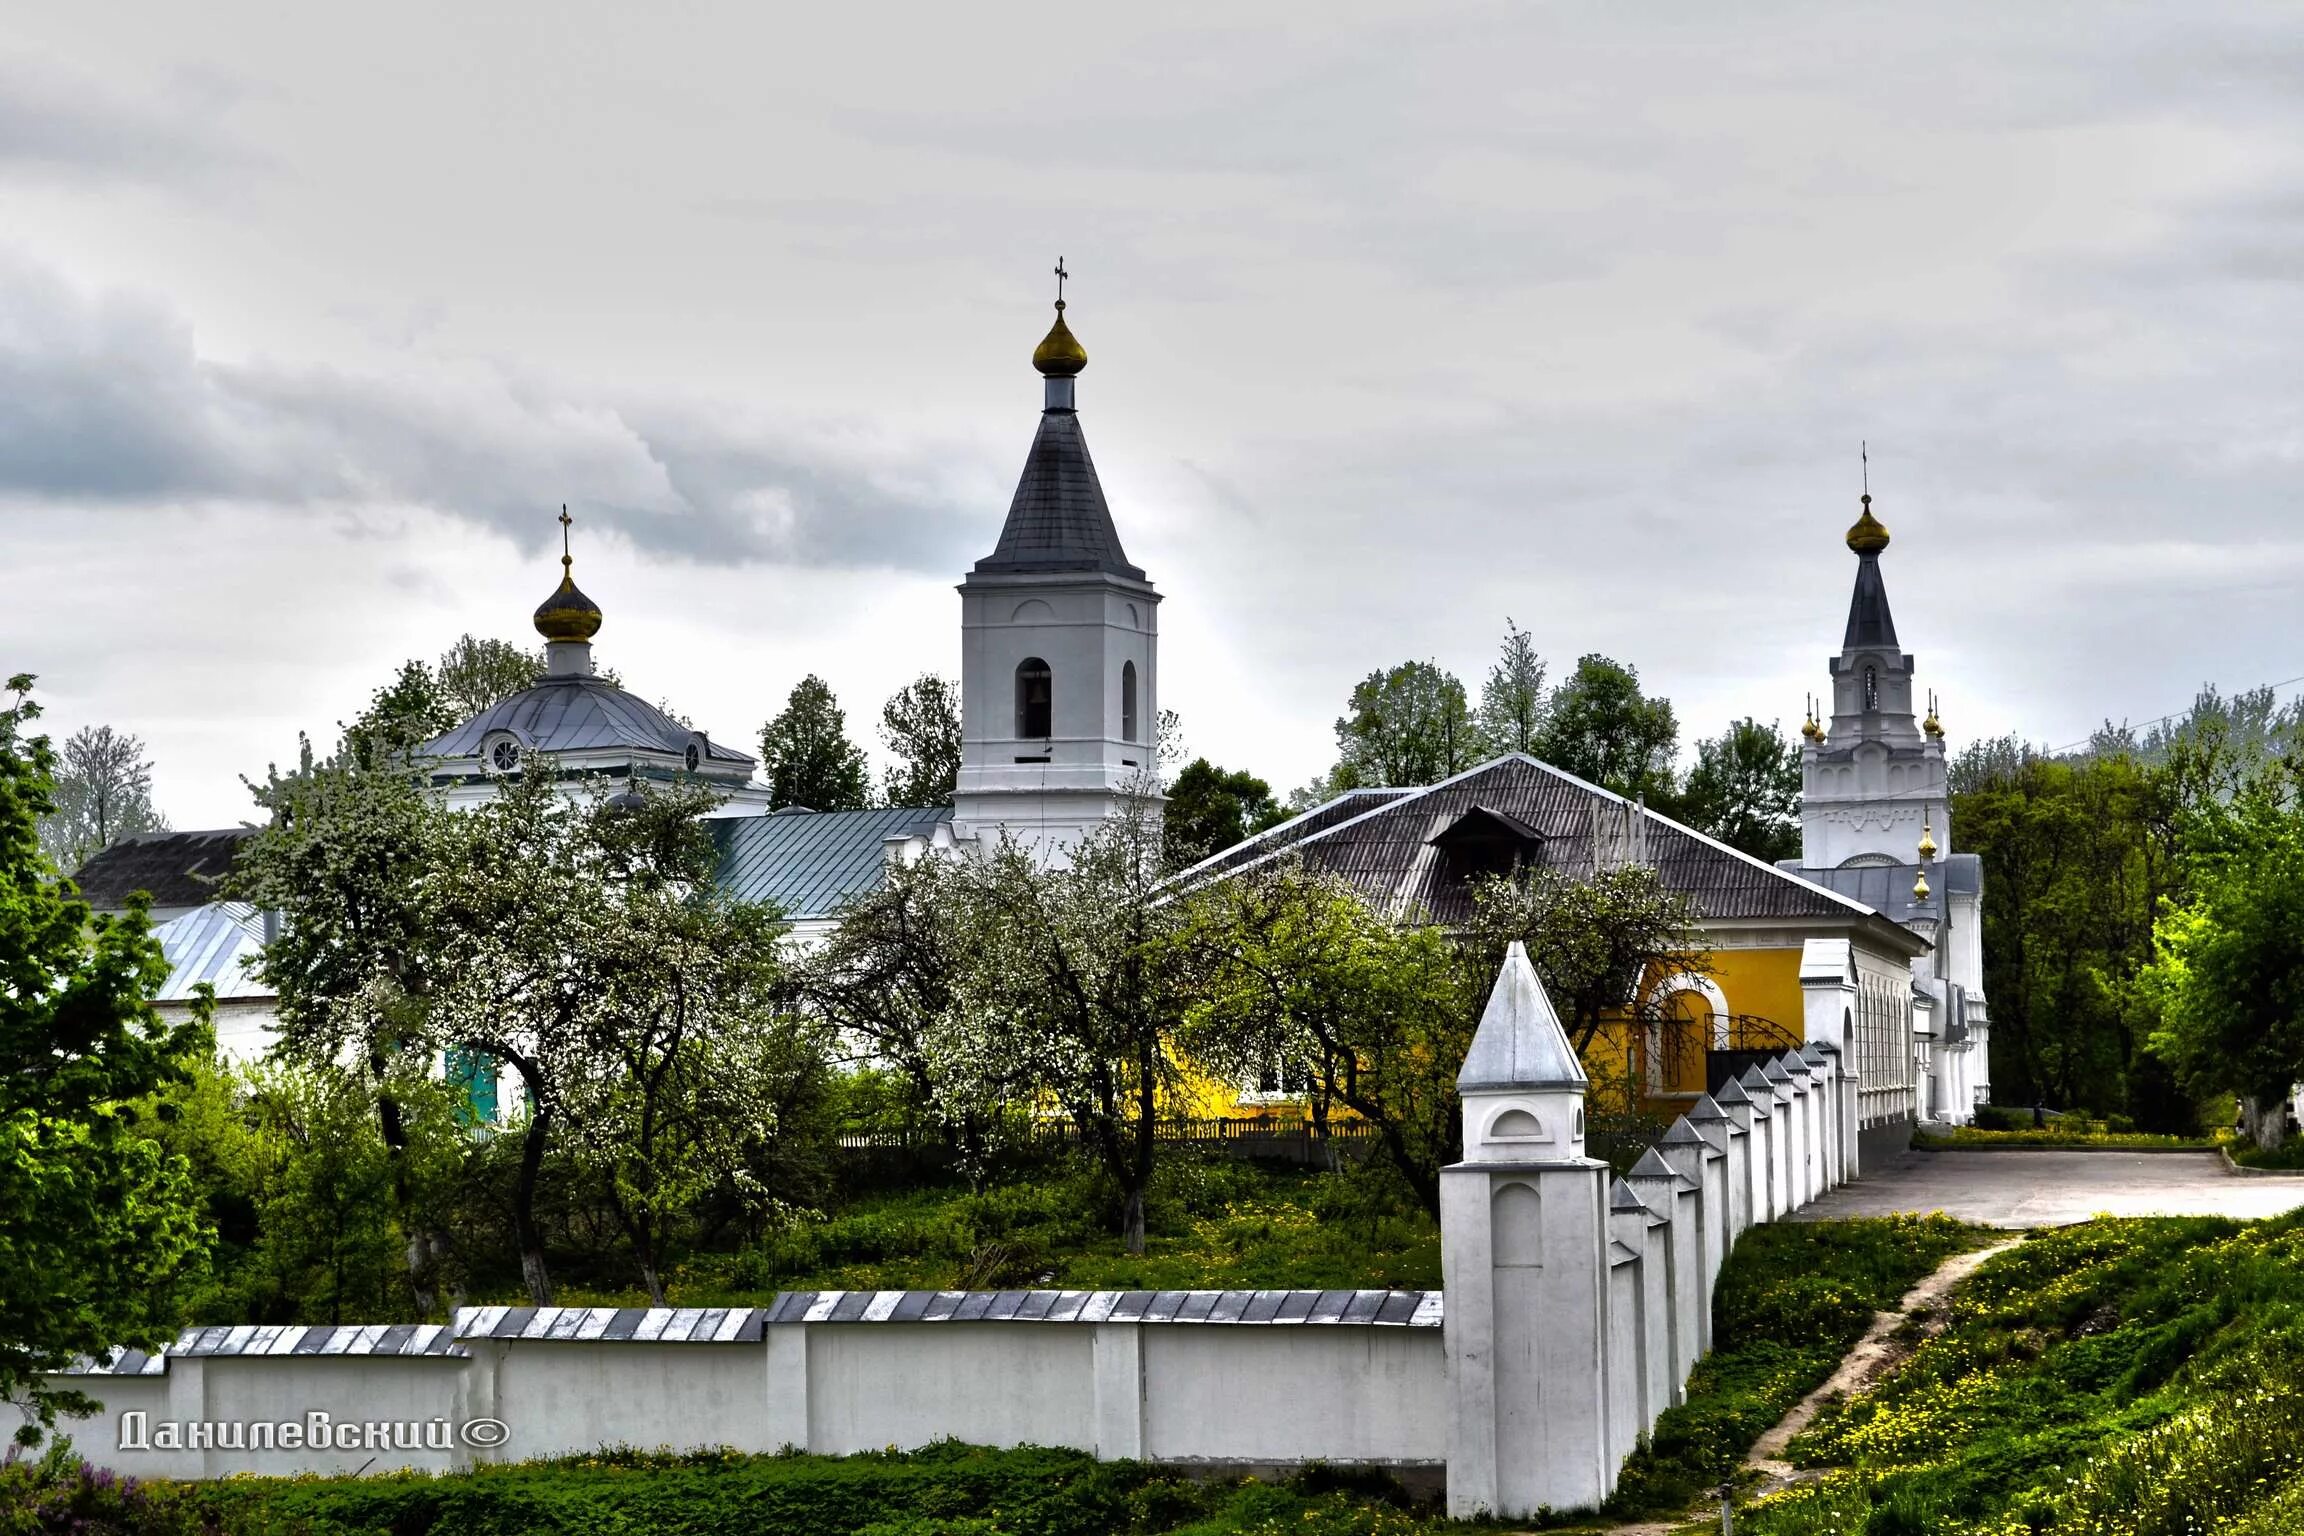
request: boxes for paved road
[1793,1149,2304,1227]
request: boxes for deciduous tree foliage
[810,806,1198,1250]
[37,723,169,872]
[233,733,820,1306]
[1,677,212,1438]
[1186,859,1708,1213]
[878,673,961,808]
[1162,758,1283,871]
[434,635,545,719]
[2144,780,2304,1150]
[1534,654,1681,804]
[1327,660,1475,792]
[1476,619,1548,757]
[1678,717,1803,861]
[759,674,872,812]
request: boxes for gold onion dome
[1923,704,1944,739]
[1913,867,1932,902]
[1846,493,1891,557]
[1033,300,1088,377]
[1918,818,1939,861]
[534,508,603,643]
[1801,715,1824,743]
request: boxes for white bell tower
[950,268,1162,858]
[1797,488,1949,871]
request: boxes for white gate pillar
[1443,942,1613,1520]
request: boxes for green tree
[343,660,458,770]
[227,729,458,1308]
[1330,660,1474,790]
[1185,861,1465,1213]
[2144,783,2304,1150]
[434,634,544,718]
[759,674,871,812]
[1162,758,1283,871]
[1476,619,1548,756]
[1534,654,1680,803]
[1185,859,1706,1213]
[38,724,169,872]
[1,676,212,1438]
[1954,745,2178,1119]
[957,807,1200,1252]
[879,673,961,808]
[555,785,827,1303]
[797,851,1032,1182]
[1679,717,1803,861]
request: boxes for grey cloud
[0,255,994,574]
[0,53,248,179]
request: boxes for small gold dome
[534,570,602,643]
[1846,493,1891,556]
[1923,707,1943,739]
[534,508,602,643]
[1913,866,1931,902]
[1918,818,1939,861]
[1033,301,1088,377]
[1801,714,1824,743]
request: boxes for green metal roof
[712,807,948,920]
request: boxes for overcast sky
[4,1,2301,828]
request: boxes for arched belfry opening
[1121,660,1139,743]
[1015,658,1052,740]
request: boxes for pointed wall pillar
[1443,942,1613,1519]
[1799,938,1863,1179]
[1626,1148,1701,1399]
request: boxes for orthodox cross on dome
[559,504,573,573]
[1053,256,1068,307]
[1861,440,1869,497]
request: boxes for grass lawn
[1747,1209,2304,1535]
[613,1156,1446,1304]
[1593,1213,1984,1524]
[2230,1138,2304,1171]
[1913,1125,2221,1152]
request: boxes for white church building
[1778,490,1991,1125]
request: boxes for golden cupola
[1033,303,1087,378]
[534,507,604,646]
[1917,815,1939,861]
[1845,492,1891,557]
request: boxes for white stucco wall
[1141,1327,1445,1464]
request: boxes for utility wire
[2044,671,2304,757]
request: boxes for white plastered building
[1778,492,1990,1125]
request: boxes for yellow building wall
[1184,943,1814,1122]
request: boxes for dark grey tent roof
[422,677,752,768]
[713,806,947,920]
[971,405,1144,580]
[1843,553,1899,649]
[70,829,254,911]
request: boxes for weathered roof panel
[422,676,753,769]
[70,829,253,912]
[712,806,948,919]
